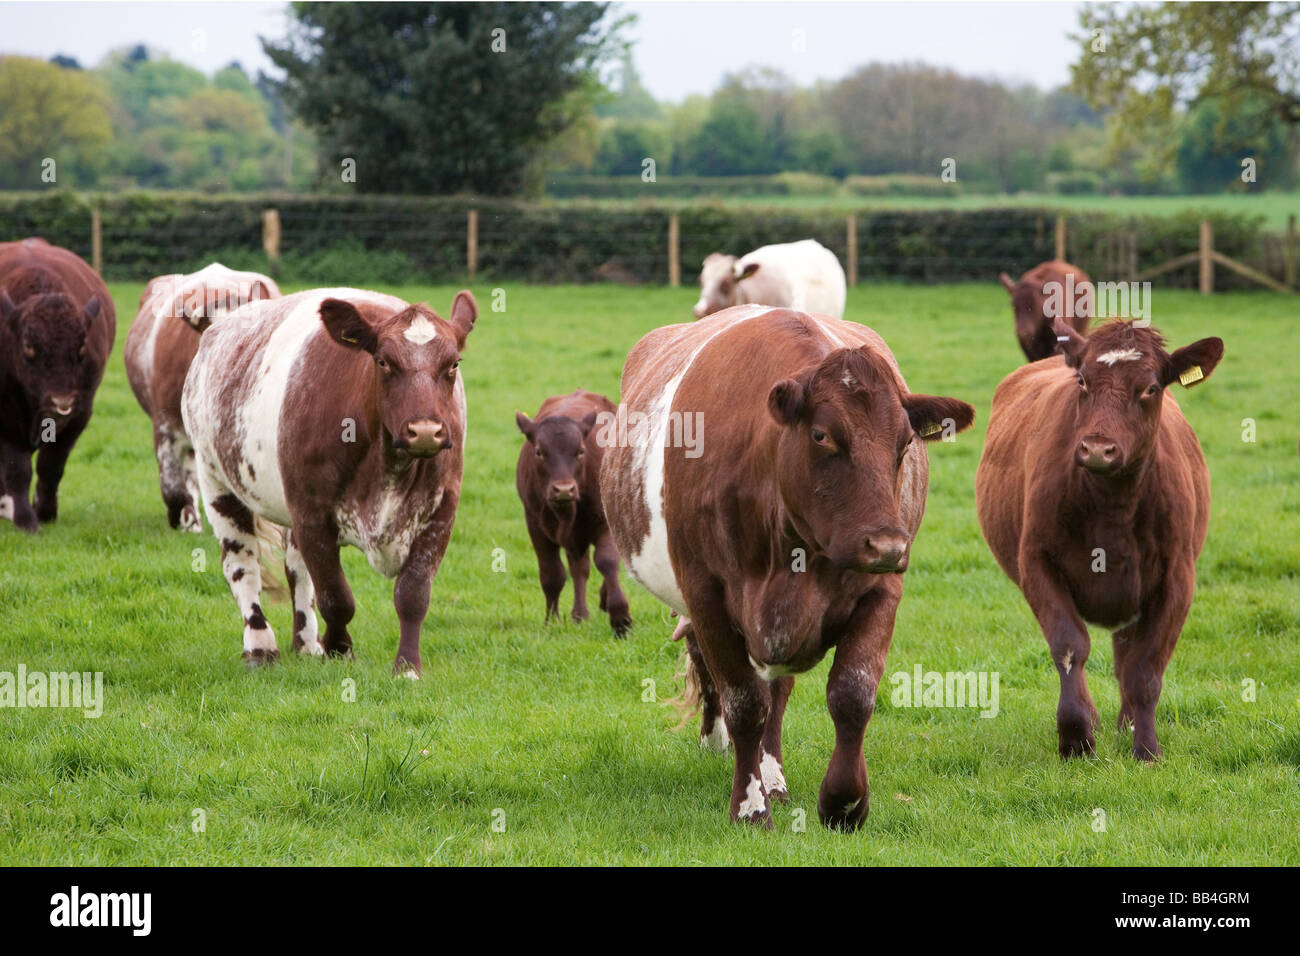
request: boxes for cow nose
[549,480,579,504]
[403,419,446,456]
[50,394,76,417]
[692,301,708,319]
[1077,436,1120,473]
[863,530,909,573]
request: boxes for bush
[842,175,961,198]
[1046,171,1101,195]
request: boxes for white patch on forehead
[842,374,855,387]
[403,315,438,345]
[1096,348,1143,366]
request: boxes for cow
[181,287,477,676]
[0,238,116,532]
[693,239,846,320]
[998,260,1092,362]
[125,263,281,531]
[975,318,1223,761]
[515,389,631,638]
[600,304,974,829]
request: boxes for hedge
[0,190,1274,289]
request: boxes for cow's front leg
[819,579,900,830]
[392,490,459,677]
[1020,550,1097,757]
[205,492,277,664]
[0,439,36,533]
[566,546,591,622]
[285,528,323,657]
[760,676,794,802]
[1113,578,1190,761]
[34,421,81,525]
[293,516,355,660]
[594,529,631,637]
[526,515,565,623]
[684,578,771,827]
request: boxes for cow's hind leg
[154,422,193,530]
[760,676,793,802]
[285,529,323,657]
[594,529,631,637]
[682,622,727,751]
[206,492,277,664]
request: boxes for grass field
[1,279,1297,865]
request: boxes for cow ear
[0,288,15,323]
[449,290,477,348]
[904,394,975,442]
[515,411,535,440]
[580,410,598,436]
[999,272,1016,294]
[1052,317,1087,368]
[768,376,808,426]
[1162,337,1224,389]
[735,261,760,282]
[251,279,279,302]
[83,296,100,322]
[320,298,378,353]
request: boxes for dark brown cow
[182,287,477,676]
[125,264,280,531]
[600,304,973,828]
[999,260,1092,362]
[0,238,116,532]
[976,318,1223,760]
[515,389,631,637]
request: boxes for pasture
[0,280,1297,865]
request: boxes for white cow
[693,239,846,319]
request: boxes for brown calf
[515,389,631,637]
[999,260,1092,362]
[601,304,973,829]
[975,318,1223,760]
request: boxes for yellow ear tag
[1178,365,1204,387]
[920,422,942,438]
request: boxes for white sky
[0,0,1089,96]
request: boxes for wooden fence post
[467,209,478,282]
[261,208,281,265]
[1054,215,1066,261]
[1287,214,1296,290]
[846,215,858,287]
[668,213,680,287]
[91,207,102,275]
[1199,219,1214,295]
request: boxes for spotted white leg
[180,446,202,533]
[285,532,323,656]
[204,489,278,664]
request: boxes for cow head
[1054,318,1223,477]
[320,291,477,459]
[0,288,101,434]
[767,346,974,573]
[694,253,758,319]
[516,409,599,514]
[168,268,280,332]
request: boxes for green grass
[1,280,1297,865]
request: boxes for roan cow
[975,318,1223,760]
[600,304,974,828]
[182,287,477,675]
[693,239,846,320]
[998,259,1092,362]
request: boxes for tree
[0,56,112,188]
[1072,2,1300,175]
[263,2,626,195]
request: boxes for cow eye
[535,447,544,459]
[811,428,828,444]
[448,361,459,380]
[23,344,36,360]
[576,446,585,457]
[1142,383,1160,399]
[376,356,390,372]
[1076,374,1087,390]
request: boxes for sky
[0,0,1089,97]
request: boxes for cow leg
[819,579,900,830]
[594,529,631,637]
[155,423,201,532]
[1114,583,1190,761]
[684,578,771,828]
[391,489,460,678]
[1020,555,1097,757]
[292,517,355,659]
[761,676,794,802]
[527,516,565,624]
[682,622,728,751]
[0,439,37,533]
[205,492,277,664]
[567,546,591,622]
[33,419,83,524]
[180,445,202,532]
[284,529,323,657]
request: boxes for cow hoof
[699,720,730,753]
[243,647,280,667]
[818,790,869,831]
[760,752,788,801]
[1058,735,1096,759]
[1133,739,1161,762]
[610,614,632,639]
[13,512,39,534]
[291,636,325,657]
[571,609,589,623]
[393,662,422,680]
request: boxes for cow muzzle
[1076,434,1122,474]
[398,419,449,457]
[47,394,77,418]
[548,479,580,509]
[833,528,910,574]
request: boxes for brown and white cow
[125,263,280,531]
[515,389,631,637]
[600,304,974,828]
[975,318,1223,760]
[998,260,1092,362]
[694,239,846,320]
[0,238,115,532]
[182,287,477,675]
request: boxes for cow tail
[253,516,291,602]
